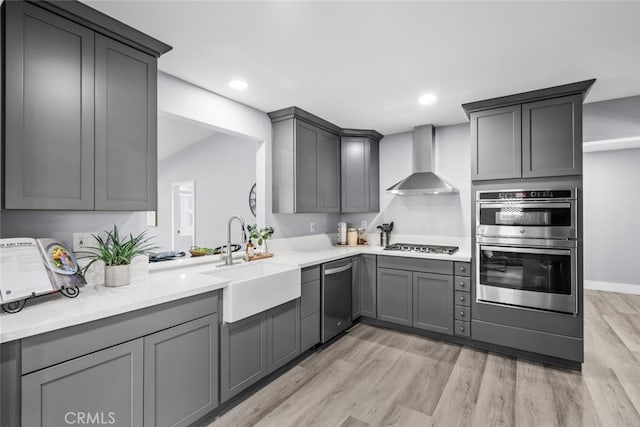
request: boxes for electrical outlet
[360,220,368,230]
[309,222,316,233]
[73,233,97,252]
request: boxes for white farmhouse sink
[201,262,301,323]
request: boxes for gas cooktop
[384,243,459,255]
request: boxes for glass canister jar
[347,228,358,245]
[357,228,367,245]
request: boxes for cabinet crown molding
[24,0,172,57]
[461,79,596,118]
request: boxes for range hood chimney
[386,125,458,195]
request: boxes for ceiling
[86,1,640,135]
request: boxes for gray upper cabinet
[522,94,582,177]
[377,268,412,326]
[470,105,522,181]
[360,254,377,318]
[143,314,218,427]
[22,338,144,427]
[463,80,595,181]
[270,107,341,213]
[340,130,382,213]
[413,272,453,335]
[266,300,301,374]
[317,129,341,212]
[1,0,170,211]
[95,35,157,211]
[270,107,384,214]
[3,1,95,209]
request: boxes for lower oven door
[476,239,577,314]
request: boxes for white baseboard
[584,280,640,295]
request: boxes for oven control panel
[478,189,574,200]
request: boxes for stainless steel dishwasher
[321,258,353,343]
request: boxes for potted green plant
[247,225,274,254]
[80,225,156,287]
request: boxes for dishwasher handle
[324,263,352,275]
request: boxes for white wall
[583,148,640,289]
[155,132,257,251]
[343,123,471,237]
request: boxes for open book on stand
[0,238,86,307]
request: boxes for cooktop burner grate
[384,243,459,255]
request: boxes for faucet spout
[225,216,246,265]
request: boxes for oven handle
[480,245,570,256]
[479,202,571,209]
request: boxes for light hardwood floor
[210,290,640,426]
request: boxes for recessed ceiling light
[229,79,248,91]
[418,93,437,105]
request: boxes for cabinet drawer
[454,276,471,292]
[22,291,218,374]
[301,266,320,284]
[455,305,471,321]
[301,279,320,317]
[455,262,471,277]
[455,291,470,307]
[455,320,471,337]
[377,256,452,275]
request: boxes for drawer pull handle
[459,281,465,287]
[459,266,466,272]
[459,296,465,301]
[460,311,465,317]
[460,326,466,332]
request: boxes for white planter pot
[105,264,130,287]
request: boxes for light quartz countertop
[0,234,471,343]
[0,268,228,343]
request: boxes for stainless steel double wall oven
[475,188,578,314]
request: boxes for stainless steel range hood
[386,124,458,195]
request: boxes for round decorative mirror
[249,183,257,217]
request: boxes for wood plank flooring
[209,290,640,426]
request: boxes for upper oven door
[476,201,576,239]
[476,238,577,314]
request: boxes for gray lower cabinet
[360,254,377,318]
[301,267,321,353]
[143,314,218,427]
[22,339,144,427]
[377,268,412,326]
[412,272,453,335]
[352,256,361,319]
[301,312,320,352]
[4,1,95,209]
[94,35,157,211]
[220,312,268,403]
[221,299,301,403]
[267,300,301,374]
